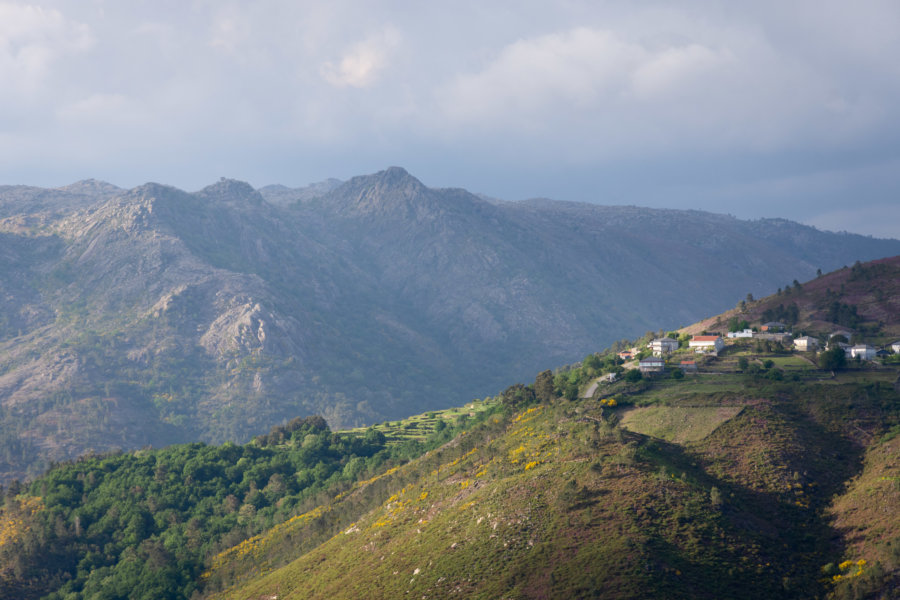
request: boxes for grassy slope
[206,366,900,600]
[825,430,900,597]
[620,405,743,443]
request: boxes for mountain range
[1,167,899,481]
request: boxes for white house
[689,335,724,353]
[727,329,754,339]
[793,336,819,352]
[639,357,665,374]
[850,344,877,360]
[891,340,900,353]
[649,337,679,356]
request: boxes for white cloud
[0,3,93,96]
[439,28,635,126]
[435,25,754,154]
[431,12,900,169]
[321,27,400,88]
[208,7,250,55]
[630,43,731,99]
[56,93,134,124]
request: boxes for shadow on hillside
[629,396,871,600]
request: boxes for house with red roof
[688,335,724,354]
[680,359,698,373]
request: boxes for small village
[609,321,900,378]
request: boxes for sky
[1,1,899,238]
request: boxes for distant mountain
[258,178,342,206]
[0,168,899,481]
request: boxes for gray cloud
[0,0,898,238]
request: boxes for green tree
[534,370,554,402]
[819,347,847,371]
[582,354,602,372]
[363,427,386,447]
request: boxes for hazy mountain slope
[1,168,899,482]
[291,168,900,383]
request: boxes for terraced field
[620,405,745,442]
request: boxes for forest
[0,411,496,599]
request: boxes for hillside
[208,383,899,600]
[684,255,900,342]
[201,263,900,600]
[2,259,900,599]
[2,168,900,481]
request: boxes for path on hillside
[582,380,600,399]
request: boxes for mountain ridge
[1,168,899,482]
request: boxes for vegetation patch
[620,405,744,442]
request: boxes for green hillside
[207,370,900,600]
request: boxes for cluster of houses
[720,320,900,361]
[794,335,900,360]
[726,321,791,342]
[623,328,900,376]
[644,335,725,358]
[633,334,728,374]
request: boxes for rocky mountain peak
[373,166,418,185]
[342,166,424,196]
[55,179,123,197]
[323,167,486,220]
[196,178,264,206]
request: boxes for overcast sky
[1,1,899,238]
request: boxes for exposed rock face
[1,169,899,481]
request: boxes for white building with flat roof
[649,337,679,356]
[793,336,819,352]
[851,344,877,360]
